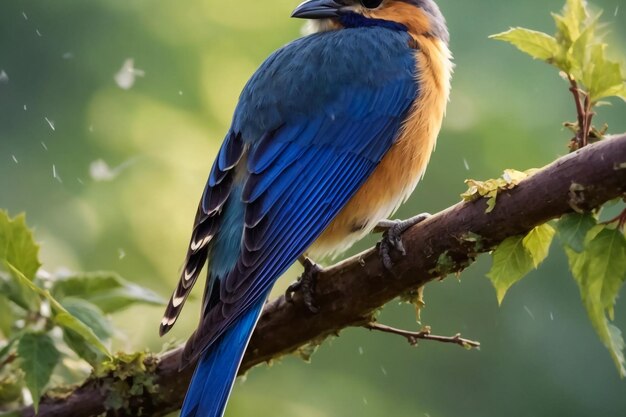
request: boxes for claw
[376,213,431,273]
[285,257,322,313]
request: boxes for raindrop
[36,29,42,37]
[358,346,364,355]
[45,117,55,131]
[362,397,368,406]
[77,178,85,185]
[22,11,28,20]
[114,58,145,90]
[41,141,48,150]
[615,6,619,16]
[23,104,27,111]
[178,90,184,96]
[88,125,94,133]
[11,155,18,164]
[118,248,127,260]
[550,312,554,321]
[62,52,74,60]
[52,165,62,183]
[463,158,470,171]
[380,365,387,376]
[523,305,535,320]
[0,70,8,83]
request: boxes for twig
[364,322,480,349]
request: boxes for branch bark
[20,134,626,417]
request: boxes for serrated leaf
[557,212,597,252]
[0,212,41,311]
[487,236,535,304]
[585,43,626,102]
[490,28,560,61]
[559,0,588,41]
[565,226,626,376]
[0,211,40,280]
[522,224,556,267]
[51,272,165,314]
[17,333,60,411]
[5,263,111,360]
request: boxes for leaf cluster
[0,210,165,411]
[490,0,626,103]
[487,212,626,377]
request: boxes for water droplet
[41,141,48,150]
[118,248,126,260]
[463,158,470,171]
[358,346,364,355]
[36,29,42,37]
[22,11,28,20]
[523,305,535,320]
[62,52,74,60]
[380,365,387,376]
[178,90,184,96]
[11,155,18,164]
[45,117,55,131]
[23,104,27,111]
[0,70,8,84]
[550,312,554,321]
[52,164,62,183]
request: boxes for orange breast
[308,36,452,259]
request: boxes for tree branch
[20,134,626,417]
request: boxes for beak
[291,0,343,19]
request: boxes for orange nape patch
[365,2,432,38]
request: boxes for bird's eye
[360,0,383,9]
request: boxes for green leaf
[0,211,41,281]
[557,0,588,41]
[0,212,41,311]
[487,235,535,304]
[490,28,560,61]
[584,43,626,102]
[61,298,112,341]
[5,263,110,360]
[51,272,165,314]
[557,212,597,252]
[565,226,626,376]
[0,295,13,337]
[522,224,556,267]
[17,332,60,411]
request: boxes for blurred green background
[1,0,625,416]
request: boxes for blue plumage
[164,18,425,417]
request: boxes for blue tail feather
[180,297,265,417]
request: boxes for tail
[180,298,265,417]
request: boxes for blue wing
[161,27,420,365]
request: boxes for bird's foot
[285,257,322,313]
[376,213,431,272]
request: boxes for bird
[160,0,452,416]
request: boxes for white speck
[45,117,55,131]
[88,125,94,133]
[22,11,28,20]
[36,29,42,37]
[463,158,470,171]
[358,346,364,355]
[118,248,126,260]
[524,305,535,320]
[550,312,554,321]
[0,70,8,83]
[23,104,27,111]
[11,155,18,164]
[380,366,387,376]
[62,52,74,60]
[178,90,183,96]
[114,58,145,90]
[52,164,62,183]
[41,141,48,150]
[615,6,619,16]
[89,158,136,182]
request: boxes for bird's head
[292,0,448,44]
